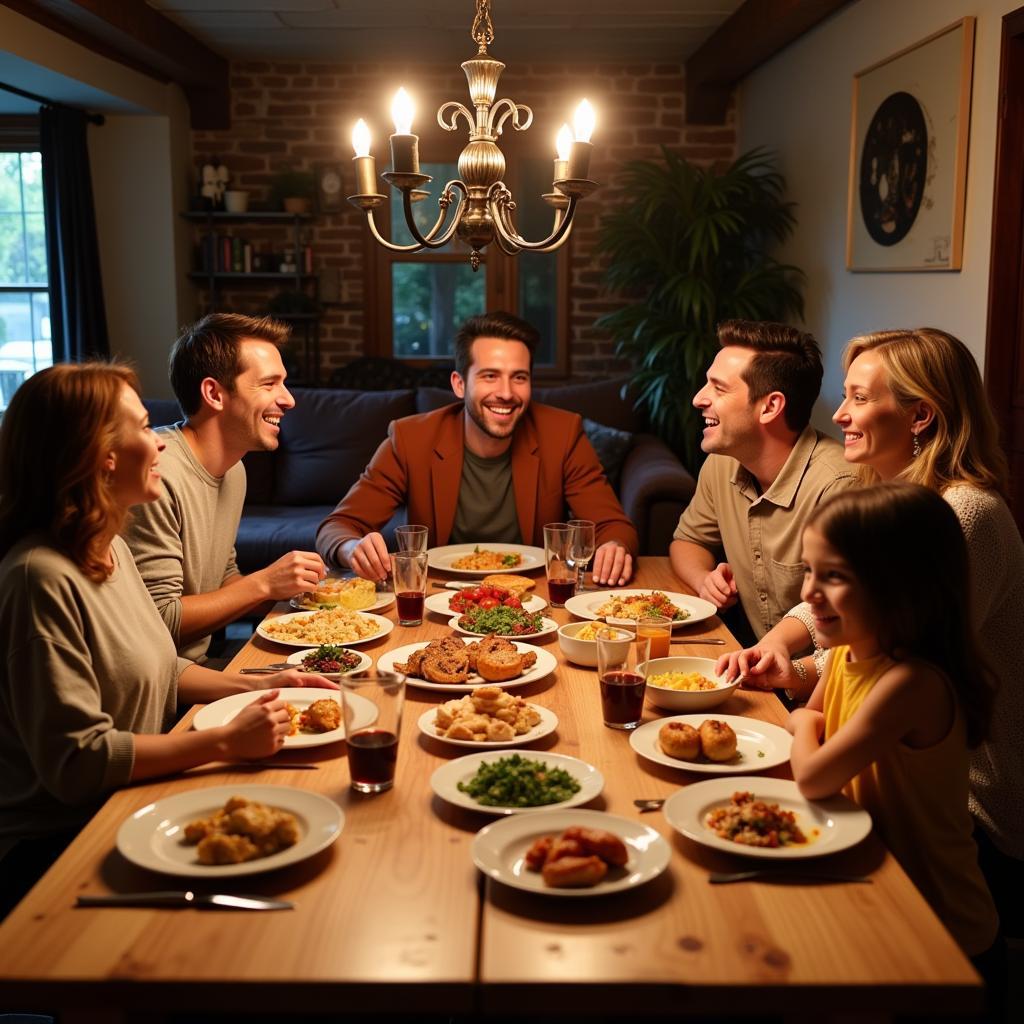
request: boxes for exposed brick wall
[190,61,735,381]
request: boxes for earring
[912,431,921,459]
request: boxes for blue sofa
[145,377,695,571]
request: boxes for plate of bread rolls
[472,808,671,895]
[629,714,792,773]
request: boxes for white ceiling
[145,0,744,63]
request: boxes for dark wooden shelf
[181,211,313,222]
[188,272,316,280]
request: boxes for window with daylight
[0,143,51,413]
[368,157,568,376]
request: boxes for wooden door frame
[983,6,1024,466]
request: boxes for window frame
[364,154,571,378]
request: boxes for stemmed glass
[568,519,596,593]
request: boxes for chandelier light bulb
[555,124,573,161]
[574,99,595,143]
[391,88,415,135]
[352,119,371,157]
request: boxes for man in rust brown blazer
[317,312,638,585]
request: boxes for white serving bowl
[556,620,633,668]
[642,656,739,712]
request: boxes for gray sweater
[0,536,187,854]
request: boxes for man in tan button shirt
[670,321,858,640]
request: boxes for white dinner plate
[663,777,872,860]
[447,614,559,642]
[284,647,373,679]
[192,688,376,749]
[256,610,394,648]
[116,784,344,878]
[423,590,547,618]
[417,703,559,749]
[431,750,604,816]
[563,590,717,629]
[472,808,671,896]
[427,543,545,576]
[629,714,793,774]
[289,590,394,613]
[377,639,557,693]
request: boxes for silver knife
[239,662,295,673]
[76,891,293,910]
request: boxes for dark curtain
[39,105,109,361]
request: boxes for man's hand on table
[591,541,633,587]
[255,550,327,599]
[699,562,738,609]
[343,533,391,582]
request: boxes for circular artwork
[859,91,928,246]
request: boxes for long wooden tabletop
[0,558,980,1019]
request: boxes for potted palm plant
[596,147,805,466]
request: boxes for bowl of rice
[642,656,738,712]
[556,620,633,667]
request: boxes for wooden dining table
[0,558,981,1021]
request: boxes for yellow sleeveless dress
[822,647,998,955]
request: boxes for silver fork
[709,870,871,885]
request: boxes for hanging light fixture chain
[471,0,495,55]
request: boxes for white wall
[1,5,194,398]
[736,0,1018,431]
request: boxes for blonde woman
[718,328,1024,923]
[0,364,330,917]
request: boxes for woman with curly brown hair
[0,363,329,917]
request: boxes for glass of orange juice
[637,615,672,660]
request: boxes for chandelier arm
[399,181,467,249]
[490,192,580,251]
[363,207,425,254]
[437,101,475,134]
[487,98,534,137]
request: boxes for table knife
[76,891,294,910]
[240,662,294,673]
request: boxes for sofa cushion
[143,398,183,428]
[534,377,640,433]
[417,388,460,415]
[582,417,633,491]
[273,387,417,506]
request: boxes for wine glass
[568,519,596,593]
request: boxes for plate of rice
[256,609,394,648]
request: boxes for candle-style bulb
[391,87,414,135]
[556,124,573,161]
[574,99,595,143]
[352,119,371,158]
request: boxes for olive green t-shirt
[450,448,523,544]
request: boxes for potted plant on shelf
[270,169,317,214]
[596,147,805,467]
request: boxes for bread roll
[699,719,737,762]
[659,721,700,760]
[482,574,535,595]
[542,854,608,888]
[477,648,525,682]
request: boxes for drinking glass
[637,615,672,661]
[543,522,577,607]
[394,524,429,553]
[341,669,405,793]
[596,627,652,730]
[568,519,596,592]
[392,550,428,626]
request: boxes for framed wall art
[315,162,345,213]
[846,17,975,271]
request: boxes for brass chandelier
[347,0,598,270]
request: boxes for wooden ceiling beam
[3,0,230,128]
[686,0,854,124]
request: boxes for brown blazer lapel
[431,411,464,545]
[511,413,541,546]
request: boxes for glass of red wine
[596,627,651,730]
[543,522,578,608]
[341,669,406,793]
[392,550,428,625]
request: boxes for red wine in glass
[347,729,398,790]
[599,671,646,728]
[548,576,576,607]
[396,591,424,624]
